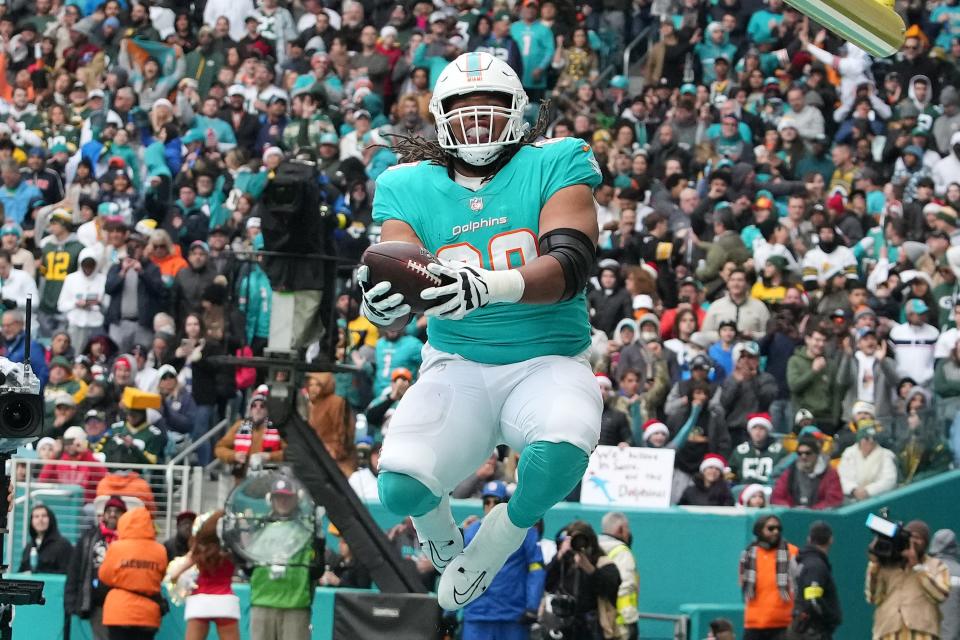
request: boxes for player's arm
[421,184,597,317]
[515,183,597,303]
[380,219,424,246]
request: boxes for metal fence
[6,458,192,569]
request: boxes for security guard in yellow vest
[598,512,639,639]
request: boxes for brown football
[360,241,454,314]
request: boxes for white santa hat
[595,373,613,390]
[699,453,729,474]
[746,413,773,432]
[641,419,669,442]
[632,294,654,311]
[739,483,770,507]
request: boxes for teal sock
[377,471,441,517]
[508,441,589,528]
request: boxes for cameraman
[866,520,950,639]
[544,520,621,639]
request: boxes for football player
[358,51,602,610]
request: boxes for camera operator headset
[866,518,950,639]
[543,520,622,640]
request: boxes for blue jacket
[412,42,452,89]
[747,9,783,45]
[759,331,801,400]
[694,30,737,84]
[79,139,105,169]
[236,265,272,342]
[510,21,554,89]
[372,334,423,397]
[462,522,545,622]
[708,342,734,382]
[0,181,42,225]
[2,332,48,387]
[161,387,197,435]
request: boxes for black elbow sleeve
[539,228,596,302]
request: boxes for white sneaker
[413,493,462,573]
[437,503,528,610]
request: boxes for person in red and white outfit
[214,386,286,483]
[167,510,241,640]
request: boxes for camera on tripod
[0,297,46,618]
[0,358,43,444]
[0,301,43,450]
[866,510,912,566]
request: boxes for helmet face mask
[429,52,529,167]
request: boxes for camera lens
[571,533,588,552]
[1,398,36,435]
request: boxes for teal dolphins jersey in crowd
[373,136,602,365]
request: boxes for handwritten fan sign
[580,446,675,508]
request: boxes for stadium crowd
[3,0,960,634]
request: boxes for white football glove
[358,265,411,325]
[420,259,524,321]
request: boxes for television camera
[866,509,912,566]
[0,298,47,638]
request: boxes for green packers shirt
[40,238,83,313]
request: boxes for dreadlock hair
[384,100,552,183]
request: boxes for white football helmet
[429,52,529,166]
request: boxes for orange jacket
[98,508,167,629]
[743,543,798,630]
[96,472,157,514]
[151,250,187,281]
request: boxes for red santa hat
[739,483,769,507]
[640,262,659,280]
[595,373,613,390]
[641,419,669,442]
[746,413,773,432]
[249,384,270,407]
[699,453,729,474]
[827,191,845,214]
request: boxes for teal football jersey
[372,136,602,365]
